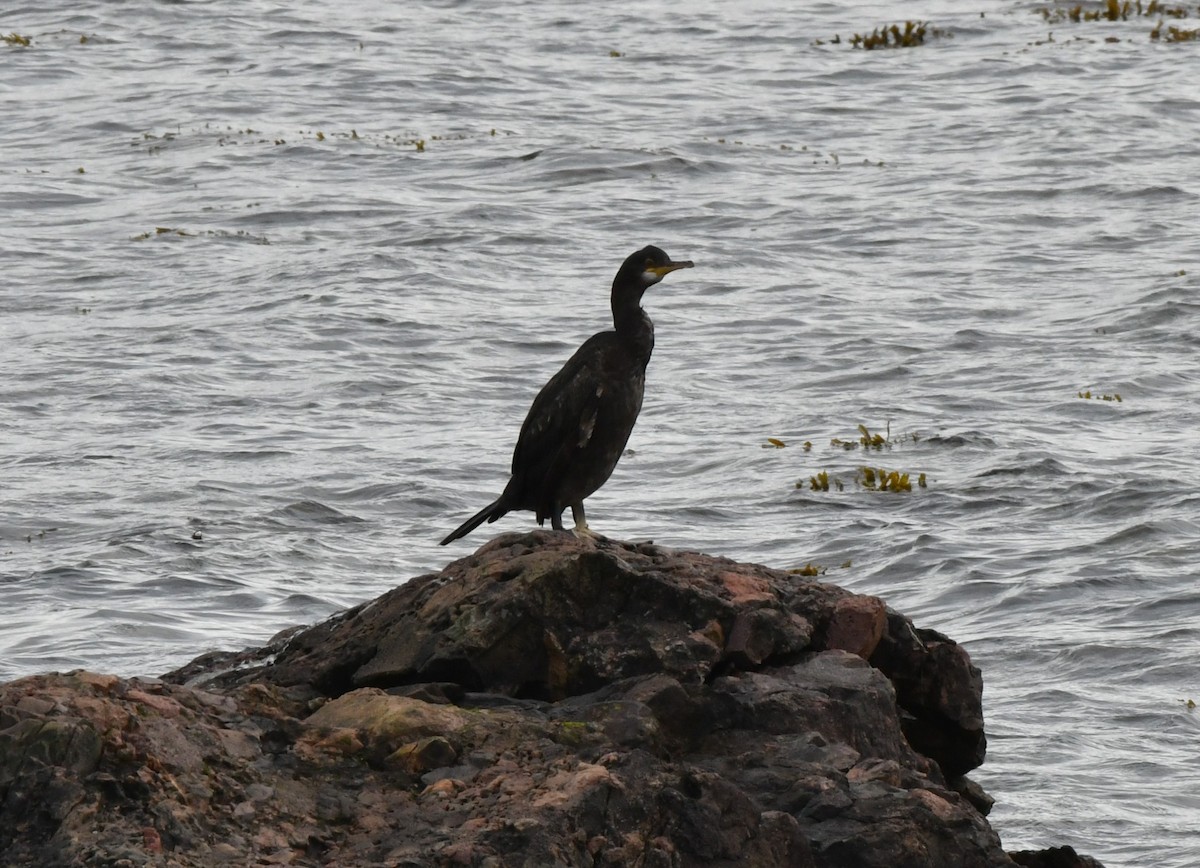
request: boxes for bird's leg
[551,511,565,531]
[571,503,599,539]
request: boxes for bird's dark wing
[508,332,615,506]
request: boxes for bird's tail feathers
[439,498,507,546]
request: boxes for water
[3,0,1198,863]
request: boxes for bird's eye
[644,258,654,269]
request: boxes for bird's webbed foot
[570,503,604,540]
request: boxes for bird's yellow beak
[649,260,694,278]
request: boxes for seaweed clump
[819,21,949,49]
[830,423,920,452]
[1038,0,1200,40]
[858,467,925,493]
[854,21,935,49]
[1151,21,1200,38]
[796,420,927,496]
[1077,389,1123,402]
[131,227,270,245]
[808,470,844,492]
[1041,0,1191,21]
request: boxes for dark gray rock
[1010,846,1107,868]
[0,533,1104,868]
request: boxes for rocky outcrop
[0,531,1104,867]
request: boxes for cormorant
[440,245,693,545]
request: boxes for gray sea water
[3,0,1198,864]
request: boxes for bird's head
[614,245,694,298]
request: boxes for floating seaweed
[136,124,511,159]
[1043,0,1194,19]
[763,437,787,449]
[703,137,870,167]
[129,227,194,240]
[803,466,922,493]
[131,227,270,244]
[1077,389,1123,402]
[1038,0,1197,39]
[1153,21,1200,37]
[794,419,926,495]
[858,424,886,450]
[859,467,913,493]
[805,470,845,492]
[844,21,949,50]
[830,422,891,451]
[3,32,32,46]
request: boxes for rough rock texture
[0,532,1105,868]
[1009,847,1107,868]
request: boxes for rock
[953,774,996,816]
[825,595,887,658]
[388,735,460,774]
[0,532,1105,867]
[0,718,102,782]
[1009,845,1108,868]
[869,613,986,778]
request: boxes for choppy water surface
[3,0,1198,863]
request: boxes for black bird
[440,245,693,545]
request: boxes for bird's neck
[613,303,654,366]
